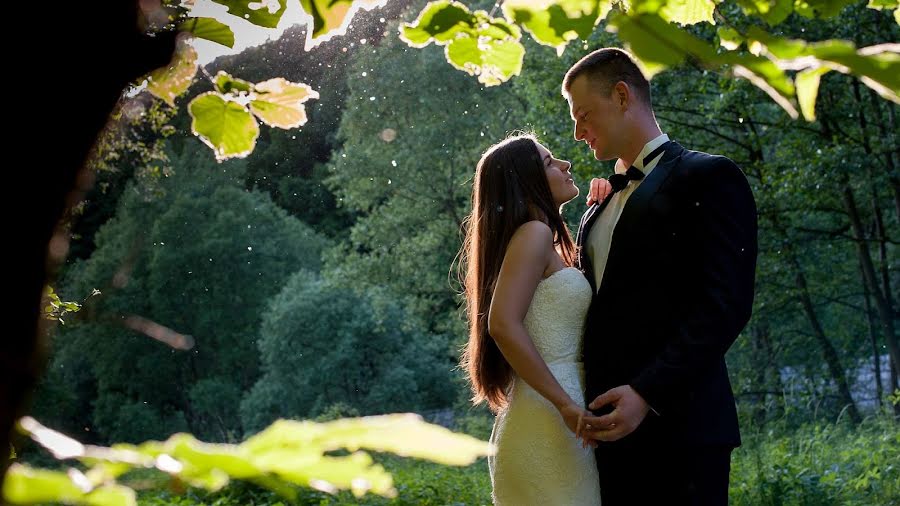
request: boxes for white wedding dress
[489,266,601,505]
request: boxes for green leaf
[243,415,493,466]
[445,36,525,86]
[188,93,260,161]
[10,414,493,502]
[730,56,796,99]
[723,52,798,116]
[211,0,287,28]
[794,0,856,19]
[3,464,87,504]
[2,464,136,506]
[607,11,717,72]
[253,451,396,497]
[250,78,319,129]
[814,42,900,102]
[502,0,610,54]
[746,26,808,58]
[895,7,900,23]
[214,71,254,95]
[717,27,744,50]
[660,0,718,25]
[83,484,136,506]
[399,1,524,86]
[866,0,898,9]
[299,0,388,47]
[146,44,198,107]
[796,67,830,120]
[734,0,793,25]
[399,0,477,47]
[168,434,259,479]
[740,29,898,104]
[178,17,235,48]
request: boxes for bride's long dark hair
[459,134,577,413]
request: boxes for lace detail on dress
[488,267,601,505]
[523,267,592,364]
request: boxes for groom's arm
[629,157,758,417]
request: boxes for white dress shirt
[587,134,670,291]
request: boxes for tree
[36,144,329,443]
[322,14,528,340]
[241,270,454,433]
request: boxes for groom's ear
[613,81,630,108]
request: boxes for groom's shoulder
[678,147,738,170]
[675,147,744,181]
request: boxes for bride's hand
[586,178,612,206]
[558,402,598,449]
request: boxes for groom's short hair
[562,48,652,107]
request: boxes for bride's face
[534,141,578,207]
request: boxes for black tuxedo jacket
[576,141,757,449]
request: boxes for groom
[565,48,758,505]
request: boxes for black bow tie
[608,166,645,193]
[606,143,669,194]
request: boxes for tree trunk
[862,262,885,412]
[3,4,175,481]
[840,184,900,392]
[771,216,861,423]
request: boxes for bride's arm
[488,221,589,434]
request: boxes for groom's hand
[581,385,650,442]
[586,178,612,206]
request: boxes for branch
[655,114,755,153]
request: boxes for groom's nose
[573,122,585,141]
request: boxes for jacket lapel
[577,196,614,292]
[600,143,683,292]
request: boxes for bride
[460,134,601,505]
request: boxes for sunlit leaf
[730,55,796,99]
[250,78,320,129]
[178,17,235,48]
[399,0,477,47]
[866,0,898,9]
[211,0,287,28]
[734,0,793,25]
[660,0,718,25]
[796,66,830,120]
[811,42,900,100]
[794,0,856,19]
[3,465,83,504]
[717,27,744,50]
[399,1,524,86]
[746,26,808,58]
[502,0,610,54]
[746,30,900,102]
[167,434,258,479]
[82,484,136,506]
[732,63,799,118]
[146,44,199,107]
[244,414,493,466]
[2,464,136,506]
[214,71,254,95]
[188,93,260,161]
[445,36,525,86]
[255,451,396,497]
[300,0,388,49]
[607,11,717,71]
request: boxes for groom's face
[566,74,622,161]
